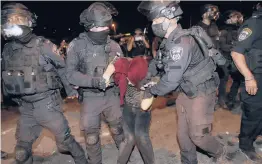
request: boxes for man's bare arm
[231,51,254,80]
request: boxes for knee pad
[85,134,99,145]
[15,146,31,163]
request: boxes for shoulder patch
[238,28,252,41]
[170,47,183,62]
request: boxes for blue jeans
[118,103,154,164]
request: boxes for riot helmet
[79,2,118,30]
[200,4,220,20]
[1,3,36,40]
[1,2,37,27]
[137,0,182,38]
[137,0,183,21]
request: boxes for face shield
[138,0,181,21]
[1,3,36,39]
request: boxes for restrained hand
[245,79,258,95]
[67,90,79,99]
[143,88,153,99]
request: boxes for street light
[112,23,116,35]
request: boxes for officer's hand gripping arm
[150,45,191,96]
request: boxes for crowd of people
[1,1,262,164]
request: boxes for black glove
[143,88,153,99]
[91,77,106,90]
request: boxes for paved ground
[1,96,262,164]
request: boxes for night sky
[1,1,258,45]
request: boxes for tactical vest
[77,36,116,96]
[159,27,219,98]
[245,14,262,74]
[2,37,62,96]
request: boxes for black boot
[59,136,88,164]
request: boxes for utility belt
[2,67,62,96]
[180,75,219,98]
[13,89,60,105]
[78,87,120,102]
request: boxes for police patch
[238,28,252,41]
[170,47,183,62]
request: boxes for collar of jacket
[79,32,111,45]
[11,34,37,50]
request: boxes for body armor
[159,27,219,98]
[2,36,61,96]
[76,33,119,97]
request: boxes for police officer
[197,4,230,109]
[66,2,125,164]
[219,10,244,111]
[1,3,87,164]
[231,2,262,162]
[138,1,231,163]
[198,4,220,49]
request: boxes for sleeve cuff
[232,46,245,55]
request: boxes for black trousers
[81,94,124,164]
[118,104,154,164]
[15,91,86,164]
[239,74,262,151]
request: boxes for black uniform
[198,20,233,108]
[1,35,86,164]
[66,32,125,164]
[219,25,243,110]
[232,8,262,154]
